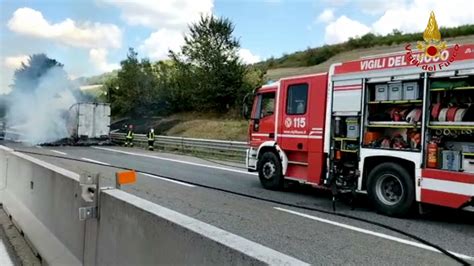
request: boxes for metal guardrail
[2,130,24,141]
[1,130,248,161]
[110,133,248,160]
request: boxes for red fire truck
[246,44,474,216]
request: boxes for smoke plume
[5,56,78,144]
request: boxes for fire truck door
[278,81,310,179]
[250,91,276,147]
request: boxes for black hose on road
[11,149,471,266]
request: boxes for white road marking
[93,147,257,176]
[140,173,195,188]
[50,150,67,155]
[80,157,111,166]
[274,207,474,262]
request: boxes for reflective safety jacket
[126,130,134,139]
[147,132,155,141]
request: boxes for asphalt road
[2,141,473,265]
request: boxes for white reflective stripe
[309,132,323,135]
[279,134,322,139]
[251,133,269,137]
[421,178,474,196]
[311,128,323,131]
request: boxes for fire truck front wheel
[258,152,284,190]
[367,162,415,217]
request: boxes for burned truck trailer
[67,103,111,143]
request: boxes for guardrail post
[80,173,99,266]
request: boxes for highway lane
[3,142,474,265]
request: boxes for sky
[1,0,474,94]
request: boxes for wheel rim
[375,174,404,206]
[262,161,276,179]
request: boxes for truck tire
[258,151,283,190]
[367,162,414,217]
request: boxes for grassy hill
[257,24,474,75]
[112,113,248,141]
[265,34,474,81]
[76,70,118,86]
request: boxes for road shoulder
[0,207,41,265]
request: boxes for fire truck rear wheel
[258,151,283,190]
[367,162,414,217]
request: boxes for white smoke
[6,66,78,144]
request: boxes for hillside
[76,70,118,86]
[111,113,248,141]
[265,34,474,81]
[257,24,474,74]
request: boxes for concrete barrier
[0,146,88,265]
[97,189,307,265]
[0,146,307,265]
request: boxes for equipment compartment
[363,79,423,151]
[425,74,474,172]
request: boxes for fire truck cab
[246,44,474,216]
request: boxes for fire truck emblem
[416,11,447,58]
[405,11,460,71]
[284,117,292,128]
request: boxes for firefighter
[125,125,134,147]
[147,128,155,151]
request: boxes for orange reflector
[116,170,136,187]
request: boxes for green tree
[170,15,246,111]
[243,66,266,91]
[13,54,64,92]
[152,60,193,113]
[112,48,159,117]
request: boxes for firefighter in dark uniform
[125,125,134,147]
[147,128,155,151]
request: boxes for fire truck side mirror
[243,104,250,120]
[242,93,253,120]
